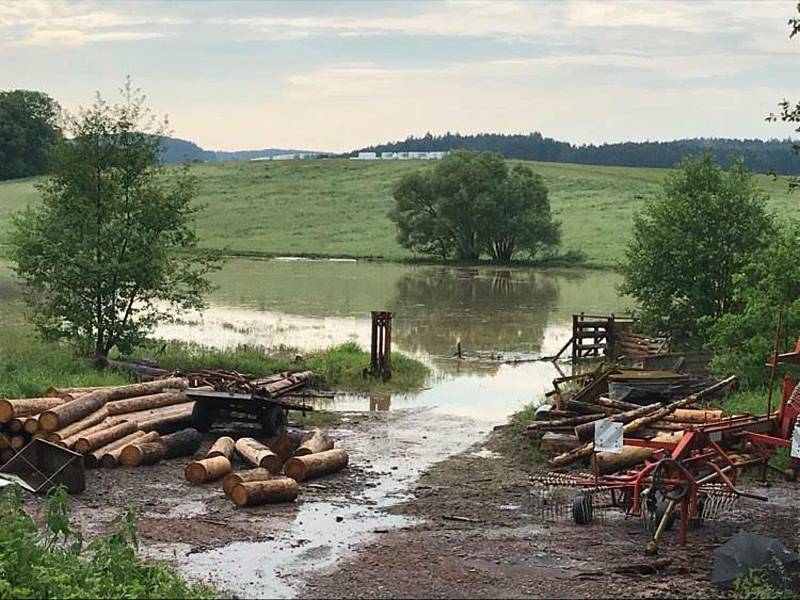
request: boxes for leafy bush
[733,561,800,600]
[0,487,217,599]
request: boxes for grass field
[0,159,795,267]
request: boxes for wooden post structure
[369,311,393,381]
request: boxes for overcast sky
[1,0,797,152]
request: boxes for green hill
[0,159,795,268]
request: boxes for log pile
[526,369,738,475]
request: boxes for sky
[0,0,798,152]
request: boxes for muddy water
[155,259,628,596]
[157,259,628,421]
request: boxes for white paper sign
[595,419,623,454]
[791,425,800,459]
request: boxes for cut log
[87,430,147,468]
[235,437,283,474]
[45,386,108,398]
[60,416,124,449]
[573,403,662,442]
[10,435,26,450]
[295,429,334,456]
[185,456,232,484]
[591,446,655,475]
[160,428,202,459]
[39,377,188,432]
[284,448,348,482]
[50,408,110,443]
[539,432,582,455]
[0,433,8,449]
[106,392,190,416]
[120,441,167,466]
[231,476,299,507]
[7,418,24,433]
[207,436,236,459]
[528,413,607,433]
[223,468,273,498]
[24,415,40,435]
[593,396,642,411]
[549,376,736,469]
[96,431,156,468]
[265,429,304,462]
[0,397,66,422]
[137,406,194,433]
[73,421,138,454]
[664,408,723,423]
[563,399,618,416]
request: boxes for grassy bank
[0,488,217,599]
[0,159,794,269]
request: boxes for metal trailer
[185,389,314,437]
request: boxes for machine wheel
[260,405,287,437]
[191,400,218,433]
[572,492,593,525]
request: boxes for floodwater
[156,258,629,422]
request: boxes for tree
[621,154,774,348]
[0,90,62,180]
[388,150,560,261]
[10,81,222,358]
[708,222,800,387]
[482,164,559,261]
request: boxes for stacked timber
[526,371,738,476]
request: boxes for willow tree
[10,81,222,358]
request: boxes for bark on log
[120,441,167,467]
[73,421,138,454]
[0,397,66,422]
[528,413,607,433]
[235,437,283,474]
[295,429,334,456]
[593,396,642,411]
[563,399,618,416]
[24,416,40,435]
[137,406,194,433]
[573,403,662,442]
[59,416,123,448]
[265,429,304,462]
[45,386,107,398]
[663,408,723,423]
[231,476,299,507]
[284,449,349,482]
[207,436,236,459]
[549,376,736,469]
[591,446,655,475]
[185,456,232,484]
[113,402,192,424]
[87,430,147,468]
[106,392,189,416]
[223,468,273,498]
[100,431,160,468]
[160,428,202,459]
[50,408,110,443]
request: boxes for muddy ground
[22,408,800,598]
[309,428,800,599]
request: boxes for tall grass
[0,487,218,599]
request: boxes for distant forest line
[355,132,800,175]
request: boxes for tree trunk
[527,413,607,434]
[87,430,147,468]
[284,449,349,482]
[160,428,202,459]
[61,416,125,449]
[235,437,283,474]
[230,477,299,507]
[207,436,236,459]
[185,456,232,484]
[96,431,158,468]
[49,408,110,444]
[137,406,194,433]
[120,441,167,466]
[73,421,138,454]
[573,403,662,442]
[106,392,190,416]
[24,416,40,435]
[295,429,334,456]
[591,446,655,475]
[223,468,273,498]
[45,386,108,398]
[663,409,723,423]
[0,397,66,422]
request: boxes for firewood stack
[527,369,738,474]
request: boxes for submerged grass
[0,487,218,599]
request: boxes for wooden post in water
[369,311,393,381]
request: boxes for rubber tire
[572,493,593,525]
[191,400,217,433]
[260,405,288,437]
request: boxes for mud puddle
[177,408,488,597]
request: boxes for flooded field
[157,258,629,422]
